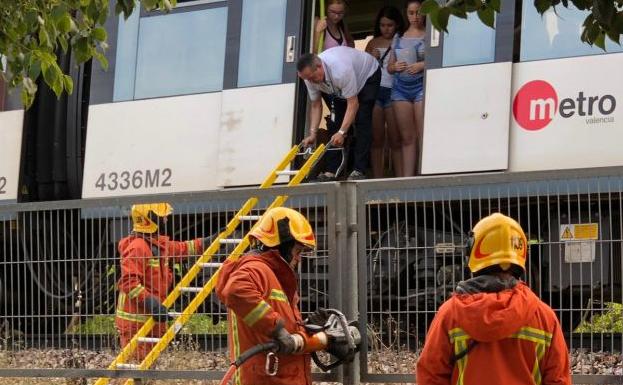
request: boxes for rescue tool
[218,308,361,385]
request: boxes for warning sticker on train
[559,223,599,241]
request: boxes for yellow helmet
[249,207,316,249]
[466,213,527,274]
[131,203,173,234]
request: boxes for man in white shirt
[297,47,380,180]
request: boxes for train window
[237,0,287,87]
[114,6,228,101]
[520,3,623,61]
[442,13,496,67]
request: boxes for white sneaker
[347,170,366,180]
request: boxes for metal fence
[356,168,623,384]
[0,183,342,383]
[0,169,622,384]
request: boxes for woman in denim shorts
[365,6,404,178]
[388,0,425,177]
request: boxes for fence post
[340,182,359,385]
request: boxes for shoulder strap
[450,340,478,365]
[378,47,391,67]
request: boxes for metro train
[1,0,622,335]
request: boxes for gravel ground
[0,347,620,384]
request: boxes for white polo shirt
[304,46,379,101]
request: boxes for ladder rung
[116,363,139,369]
[276,170,299,176]
[137,337,161,343]
[179,287,203,293]
[199,262,223,268]
[238,215,262,220]
[220,239,243,244]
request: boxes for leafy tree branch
[0,0,176,107]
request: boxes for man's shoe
[347,170,366,181]
[317,172,336,182]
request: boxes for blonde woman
[387,0,426,177]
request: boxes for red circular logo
[513,80,558,131]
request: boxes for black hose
[233,341,278,368]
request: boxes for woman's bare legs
[393,100,417,177]
[370,104,386,178]
[384,105,402,177]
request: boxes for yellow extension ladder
[95,143,328,385]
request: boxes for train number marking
[95,169,172,191]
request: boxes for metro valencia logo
[512,80,616,131]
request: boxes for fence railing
[0,169,622,384]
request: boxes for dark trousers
[321,67,381,175]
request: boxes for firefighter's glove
[272,323,304,354]
[305,308,330,328]
[144,296,171,323]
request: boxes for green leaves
[421,0,620,53]
[92,27,107,42]
[420,0,449,32]
[420,0,440,15]
[535,0,553,14]
[477,7,496,28]
[423,0,497,32]
[1,0,177,108]
[489,0,502,13]
[593,0,615,26]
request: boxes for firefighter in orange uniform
[416,213,571,385]
[216,207,329,385]
[115,203,210,361]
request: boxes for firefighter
[115,202,210,362]
[416,213,571,385]
[216,207,332,385]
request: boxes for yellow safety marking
[117,293,127,309]
[128,285,145,299]
[231,310,242,385]
[560,223,599,241]
[532,341,546,385]
[560,226,573,240]
[115,309,148,323]
[269,289,288,302]
[511,327,552,346]
[186,240,196,255]
[446,326,553,385]
[448,327,469,342]
[454,339,468,385]
[574,223,598,240]
[96,144,328,385]
[243,300,272,327]
[147,258,160,268]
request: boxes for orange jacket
[216,249,312,385]
[416,281,571,385]
[115,235,204,326]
